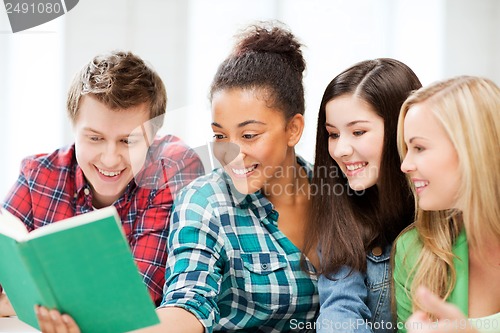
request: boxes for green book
[0,206,160,332]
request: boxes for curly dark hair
[209,21,306,120]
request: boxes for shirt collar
[74,163,87,195]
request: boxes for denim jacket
[316,244,394,333]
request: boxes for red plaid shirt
[2,135,204,305]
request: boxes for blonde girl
[394,76,500,333]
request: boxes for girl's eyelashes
[242,134,258,139]
[213,134,226,140]
[327,130,366,139]
[328,132,339,139]
[212,133,259,140]
[353,130,366,136]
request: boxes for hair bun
[233,21,305,74]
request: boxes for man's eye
[122,139,137,145]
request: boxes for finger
[415,286,464,320]
[407,310,433,333]
[408,310,429,324]
[49,309,70,333]
[36,305,56,333]
[61,314,81,333]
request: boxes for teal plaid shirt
[160,157,318,332]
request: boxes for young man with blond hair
[0,51,204,315]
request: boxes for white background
[0,0,499,197]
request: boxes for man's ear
[286,114,305,147]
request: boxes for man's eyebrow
[83,127,146,138]
[82,127,102,134]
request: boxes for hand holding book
[0,206,159,332]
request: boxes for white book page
[0,209,30,242]
[25,206,120,240]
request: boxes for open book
[0,206,159,332]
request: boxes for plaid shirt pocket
[238,252,292,311]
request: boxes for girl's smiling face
[211,88,299,195]
[400,102,461,211]
[325,94,385,191]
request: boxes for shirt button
[371,246,383,257]
[261,263,269,270]
[84,188,90,196]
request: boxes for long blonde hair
[396,76,500,311]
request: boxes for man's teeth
[414,181,429,188]
[346,163,367,171]
[99,169,121,177]
[232,165,257,175]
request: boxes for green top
[393,228,469,333]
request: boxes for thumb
[415,286,464,320]
[406,310,433,333]
[407,310,431,324]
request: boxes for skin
[401,102,500,332]
[212,88,314,256]
[33,87,316,332]
[35,307,203,333]
[0,288,15,317]
[325,94,385,191]
[400,102,460,211]
[211,88,302,197]
[406,287,477,333]
[401,218,500,326]
[33,94,205,333]
[74,95,153,208]
[0,96,155,318]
